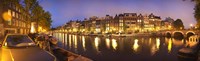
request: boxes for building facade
[0,0,31,37]
[61,13,171,34]
[161,17,174,30]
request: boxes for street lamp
[3,11,12,21]
[190,24,193,30]
[190,24,193,27]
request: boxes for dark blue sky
[39,0,195,28]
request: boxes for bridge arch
[186,31,195,38]
[172,31,184,39]
[165,31,171,37]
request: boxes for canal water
[53,33,193,61]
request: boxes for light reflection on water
[94,37,100,52]
[105,38,110,49]
[82,36,86,51]
[150,38,160,55]
[73,35,78,52]
[65,34,67,46]
[111,39,117,50]
[68,34,71,49]
[132,39,139,52]
[168,38,172,53]
[156,38,160,49]
[52,33,199,61]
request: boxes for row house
[0,0,31,37]
[104,15,113,33]
[161,17,174,30]
[143,13,162,32]
[62,13,170,34]
[64,20,81,32]
[88,16,105,33]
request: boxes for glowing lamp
[2,12,12,21]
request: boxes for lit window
[12,11,15,17]
[120,23,123,26]
[7,10,12,25]
[8,10,11,16]
[16,13,18,18]
[119,20,123,22]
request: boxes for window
[12,11,15,17]
[6,10,12,25]
[19,9,20,12]
[119,20,123,22]
[8,10,11,16]
[16,13,18,18]
[120,23,123,26]
[16,20,18,26]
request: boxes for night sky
[39,0,195,28]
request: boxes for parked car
[0,34,57,61]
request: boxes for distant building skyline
[39,0,195,28]
[58,13,175,34]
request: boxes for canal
[52,33,194,61]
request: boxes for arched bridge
[159,30,200,38]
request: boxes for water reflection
[168,38,172,53]
[156,38,160,49]
[172,38,184,47]
[69,35,72,49]
[149,38,152,45]
[112,39,117,50]
[73,35,78,52]
[151,45,156,55]
[74,35,77,49]
[58,33,62,41]
[94,37,100,52]
[150,38,160,55]
[53,33,192,61]
[105,38,110,49]
[65,34,68,46]
[62,34,65,47]
[132,39,139,52]
[82,36,86,51]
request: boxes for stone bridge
[158,30,200,38]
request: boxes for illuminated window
[120,23,123,26]
[16,13,18,18]
[119,20,123,22]
[19,9,21,12]
[7,10,12,25]
[12,11,15,17]
[8,10,11,16]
